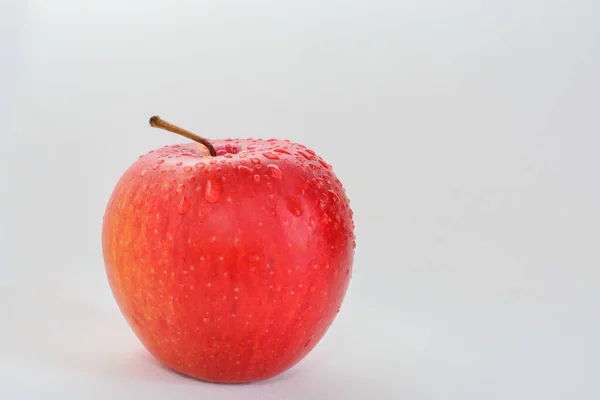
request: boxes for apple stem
[149,116,217,156]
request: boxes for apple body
[102,138,355,383]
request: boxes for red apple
[102,116,355,383]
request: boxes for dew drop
[224,153,233,159]
[237,165,252,174]
[141,170,147,176]
[176,161,183,166]
[253,174,261,183]
[195,162,205,169]
[306,149,316,155]
[273,148,291,155]
[187,176,196,183]
[318,159,329,169]
[297,150,313,160]
[175,184,184,194]
[210,159,218,165]
[328,190,341,204]
[183,166,192,172]
[263,151,280,160]
[286,197,303,217]
[312,178,325,189]
[204,180,221,203]
[267,164,283,180]
[251,157,261,164]
[156,159,165,164]
[178,196,191,215]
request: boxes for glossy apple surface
[102,137,355,383]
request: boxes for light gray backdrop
[1,0,599,399]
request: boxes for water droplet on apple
[286,197,303,217]
[253,174,261,183]
[157,159,165,164]
[267,164,283,179]
[195,162,205,169]
[297,150,314,160]
[183,166,192,172]
[178,196,191,214]
[328,190,340,204]
[237,165,252,174]
[273,148,291,155]
[175,184,184,194]
[251,158,261,164]
[205,180,221,203]
[263,151,280,160]
[187,176,196,183]
[176,161,183,166]
[224,153,233,159]
[141,170,147,176]
[318,159,329,169]
[312,178,325,189]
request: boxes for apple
[102,116,355,383]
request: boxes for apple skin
[102,138,355,383]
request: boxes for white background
[1,0,600,399]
